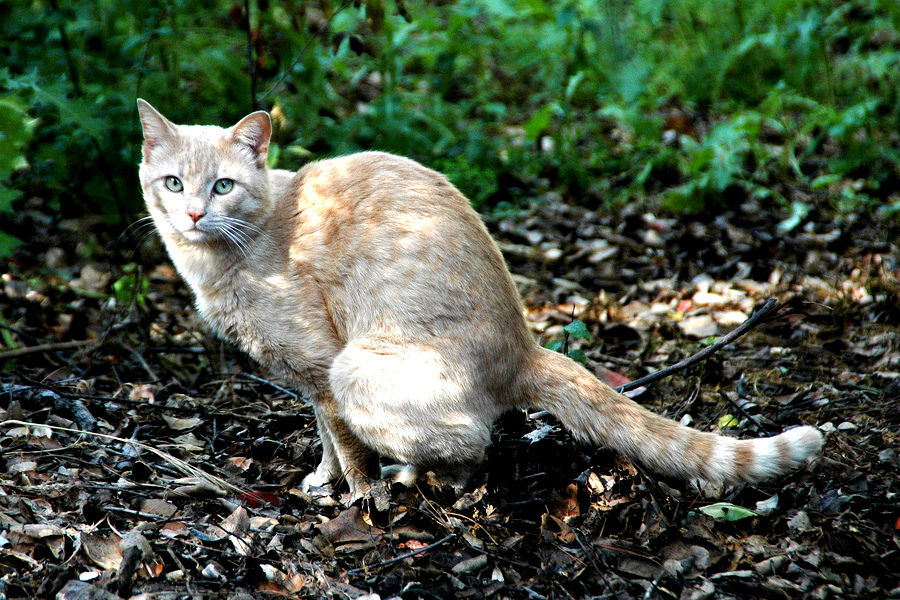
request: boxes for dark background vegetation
[2,0,899,247]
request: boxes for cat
[136,99,824,499]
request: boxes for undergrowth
[1,0,898,259]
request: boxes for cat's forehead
[148,124,250,176]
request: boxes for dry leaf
[81,532,123,570]
[162,414,202,431]
[318,506,384,546]
[209,506,252,555]
[160,522,190,539]
[129,384,156,403]
[679,314,719,338]
[139,498,178,518]
[227,456,253,470]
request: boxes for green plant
[0,93,35,258]
[0,0,897,235]
[546,320,591,366]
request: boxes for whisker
[116,216,158,248]
[217,216,266,258]
[218,221,251,258]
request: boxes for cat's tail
[520,347,823,486]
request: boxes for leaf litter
[1,194,898,599]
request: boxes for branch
[616,298,787,394]
[0,339,96,360]
[258,0,355,103]
[346,534,455,575]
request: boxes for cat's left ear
[230,111,272,168]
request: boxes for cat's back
[294,151,470,216]
[285,151,527,348]
[288,151,494,270]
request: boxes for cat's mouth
[179,224,213,243]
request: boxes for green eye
[164,176,183,192]
[213,178,234,195]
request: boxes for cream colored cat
[137,99,824,499]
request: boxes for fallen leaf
[238,491,280,507]
[318,506,384,546]
[160,522,190,539]
[699,502,758,522]
[162,414,202,431]
[679,314,719,338]
[81,532,123,570]
[140,498,178,518]
[596,367,631,388]
[228,456,253,470]
[208,506,252,555]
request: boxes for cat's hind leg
[329,337,499,487]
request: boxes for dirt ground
[1,194,898,599]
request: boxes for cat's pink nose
[186,209,205,223]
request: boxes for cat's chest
[193,270,338,383]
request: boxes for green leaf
[777,201,811,233]
[0,231,22,260]
[563,320,590,341]
[717,414,739,429]
[0,310,16,349]
[564,71,585,103]
[810,174,841,190]
[112,271,149,308]
[545,340,564,353]
[0,185,22,214]
[567,348,587,365]
[699,502,759,522]
[523,103,560,142]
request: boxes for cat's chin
[178,228,213,244]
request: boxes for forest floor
[1,193,898,599]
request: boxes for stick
[0,419,246,496]
[346,534,455,575]
[0,339,96,360]
[615,298,784,394]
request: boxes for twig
[232,372,299,399]
[718,389,766,434]
[121,342,160,383]
[0,339,97,360]
[346,533,455,575]
[0,420,246,496]
[258,0,355,102]
[616,298,782,394]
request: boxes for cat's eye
[213,178,234,195]
[164,176,183,193]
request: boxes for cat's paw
[300,470,332,493]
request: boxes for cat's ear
[136,99,177,160]
[230,111,272,168]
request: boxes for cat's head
[137,99,272,251]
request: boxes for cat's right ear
[136,99,176,160]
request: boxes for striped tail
[521,347,823,486]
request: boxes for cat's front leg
[302,393,378,499]
[300,406,341,490]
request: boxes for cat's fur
[137,99,824,498]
